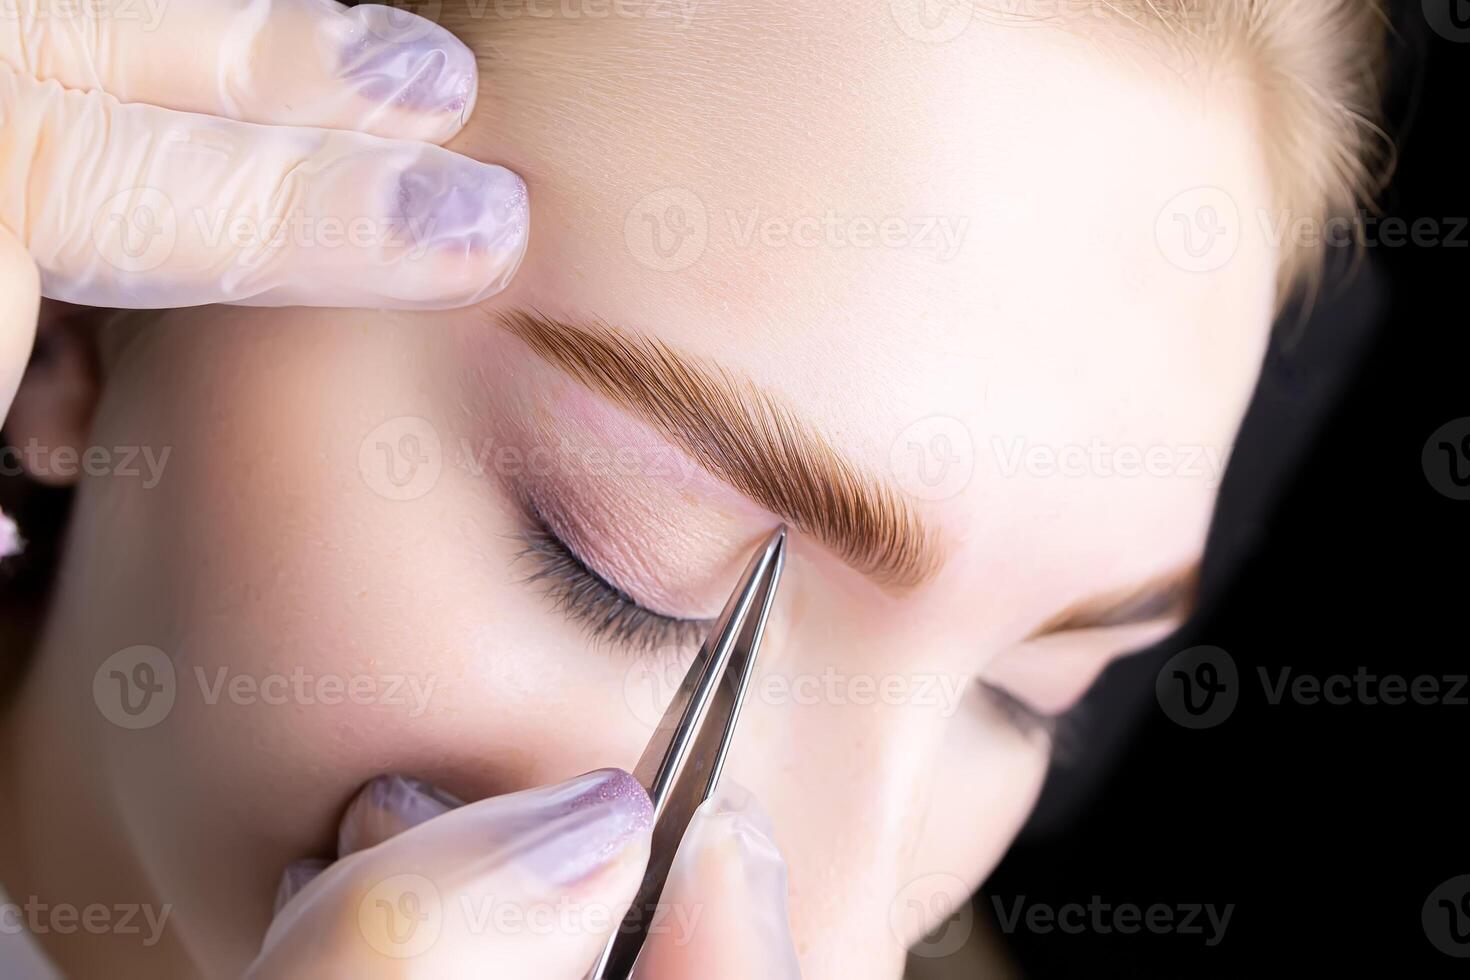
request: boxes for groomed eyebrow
[1030,561,1201,639]
[496,308,942,589]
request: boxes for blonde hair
[1091,0,1390,303]
[431,0,1389,306]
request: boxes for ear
[2,302,101,487]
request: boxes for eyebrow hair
[1029,561,1201,638]
[496,308,942,588]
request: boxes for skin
[0,5,1278,978]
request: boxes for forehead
[455,8,1277,613]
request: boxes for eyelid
[1030,563,1200,640]
[1021,616,1184,655]
[514,515,711,655]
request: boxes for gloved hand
[0,0,528,310]
[0,0,531,553]
[250,769,803,979]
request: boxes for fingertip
[0,226,39,414]
[0,225,40,336]
[385,158,529,309]
[338,774,463,857]
[634,782,801,980]
[217,138,529,310]
[697,780,783,858]
[272,858,330,916]
[337,3,483,144]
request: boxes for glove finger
[0,0,479,143]
[273,775,462,915]
[0,222,38,412]
[250,769,654,980]
[337,775,465,858]
[0,64,527,309]
[273,857,332,915]
[633,780,802,980]
[0,223,37,559]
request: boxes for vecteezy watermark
[1156,189,1470,273]
[189,208,440,260]
[357,417,709,502]
[624,657,970,729]
[991,436,1231,488]
[359,416,444,502]
[455,436,703,490]
[460,894,701,943]
[1156,646,1468,729]
[724,209,970,261]
[0,440,170,487]
[1156,645,1239,729]
[91,187,178,274]
[355,873,703,959]
[1422,417,1470,501]
[194,667,437,717]
[889,873,975,959]
[624,187,971,271]
[1258,667,1468,709]
[91,646,438,729]
[887,0,1118,43]
[888,0,976,43]
[1423,0,1470,43]
[445,0,699,27]
[624,187,710,272]
[1423,875,1470,958]
[89,189,445,274]
[0,0,168,31]
[1155,186,1241,273]
[92,645,177,730]
[358,874,443,959]
[889,415,976,502]
[990,896,1234,947]
[1255,210,1470,250]
[0,897,172,948]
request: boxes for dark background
[983,3,1468,975]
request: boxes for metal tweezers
[587,525,788,980]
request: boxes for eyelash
[513,517,1063,743]
[978,682,1059,744]
[515,518,711,655]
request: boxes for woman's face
[27,10,1277,978]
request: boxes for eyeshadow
[514,513,711,655]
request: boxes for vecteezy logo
[1422,418,1470,501]
[92,645,177,729]
[1423,875,1470,957]
[624,187,709,272]
[1156,645,1238,729]
[358,416,443,502]
[889,0,974,43]
[889,415,975,501]
[889,873,975,959]
[358,874,443,959]
[622,651,686,729]
[1423,0,1470,42]
[1154,187,1240,273]
[359,0,443,44]
[91,187,178,274]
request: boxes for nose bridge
[731,670,960,827]
[722,581,974,848]
[721,651,968,976]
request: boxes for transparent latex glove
[256,772,803,979]
[0,0,528,309]
[630,780,803,980]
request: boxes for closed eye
[515,514,712,656]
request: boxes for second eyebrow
[495,308,941,588]
[1031,561,1201,638]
